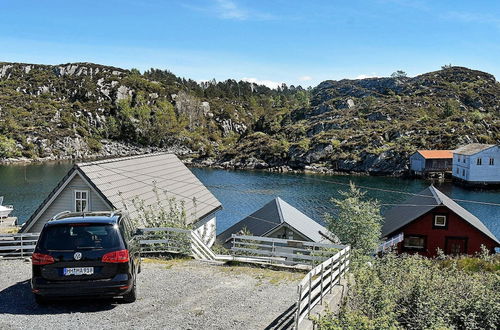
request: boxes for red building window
[404,235,426,250]
[434,215,447,227]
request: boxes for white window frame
[434,215,447,227]
[74,189,89,212]
[489,158,494,165]
[477,158,482,165]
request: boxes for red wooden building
[382,186,499,257]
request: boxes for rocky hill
[0,62,498,175]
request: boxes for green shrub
[0,136,21,158]
[317,253,500,330]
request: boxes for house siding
[193,213,217,247]
[453,146,500,183]
[27,173,112,233]
[394,206,497,257]
[410,153,425,172]
[264,224,310,242]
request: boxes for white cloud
[299,75,313,81]
[185,0,275,21]
[355,74,379,79]
[241,77,283,89]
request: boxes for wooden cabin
[382,186,499,257]
[452,144,500,187]
[410,150,453,177]
[216,197,333,248]
[20,153,222,246]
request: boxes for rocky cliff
[0,62,498,175]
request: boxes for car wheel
[34,294,48,305]
[122,280,137,303]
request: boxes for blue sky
[1,0,499,87]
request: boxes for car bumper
[32,274,133,298]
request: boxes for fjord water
[1,162,499,239]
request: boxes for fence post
[20,234,24,258]
[307,272,312,315]
[295,284,302,330]
[329,255,335,293]
[320,263,324,304]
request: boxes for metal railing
[0,233,40,259]
[230,234,344,266]
[294,245,350,329]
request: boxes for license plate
[63,267,94,276]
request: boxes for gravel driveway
[0,258,302,330]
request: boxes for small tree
[391,70,407,78]
[324,183,382,255]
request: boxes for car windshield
[40,224,123,251]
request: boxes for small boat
[0,196,14,218]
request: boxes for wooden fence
[295,245,350,329]
[0,233,40,259]
[377,233,404,253]
[230,234,344,266]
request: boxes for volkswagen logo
[74,252,82,260]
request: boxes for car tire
[122,280,137,303]
[34,294,48,305]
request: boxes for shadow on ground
[0,280,119,315]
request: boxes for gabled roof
[382,186,499,244]
[21,153,221,232]
[217,197,331,244]
[415,150,453,159]
[453,144,496,156]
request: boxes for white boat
[0,196,13,218]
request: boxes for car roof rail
[50,210,72,221]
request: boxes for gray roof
[77,153,221,224]
[453,144,496,155]
[21,153,221,231]
[217,197,332,244]
[382,186,499,244]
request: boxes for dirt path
[0,259,302,329]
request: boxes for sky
[1,0,499,88]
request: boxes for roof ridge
[77,152,173,167]
[275,197,286,224]
[428,185,442,205]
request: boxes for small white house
[20,153,222,246]
[452,144,500,186]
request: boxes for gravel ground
[0,258,302,330]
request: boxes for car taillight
[32,253,55,265]
[102,249,129,263]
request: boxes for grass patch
[142,256,191,269]
[219,263,305,285]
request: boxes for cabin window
[456,167,459,174]
[434,215,447,227]
[477,158,482,165]
[457,155,461,162]
[404,236,425,249]
[490,158,494,165]
[462,169,465,176]
[74,190,89,212]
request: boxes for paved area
[0,258,302,330]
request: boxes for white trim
[434,215,447,227]
[22,169,113,232]
[74,189,89,212]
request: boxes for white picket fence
[377,233,404,253]
[230,234,344,266]
[0,233,40,259]
[294,245,350,328]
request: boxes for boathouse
[382,185,499,257]
[216,197,333,248]
[20,153,222,246]
[409,150,453,177]
[452,144,500,187]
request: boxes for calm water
[0,163,499,238]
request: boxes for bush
[317,253,500,330]
[0,136,21,158]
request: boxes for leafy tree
[391,70,408,78]
[324,183,382,255]
[0,136,21,158]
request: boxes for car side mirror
[134,228,144,236]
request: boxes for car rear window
[39,224,123,251]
